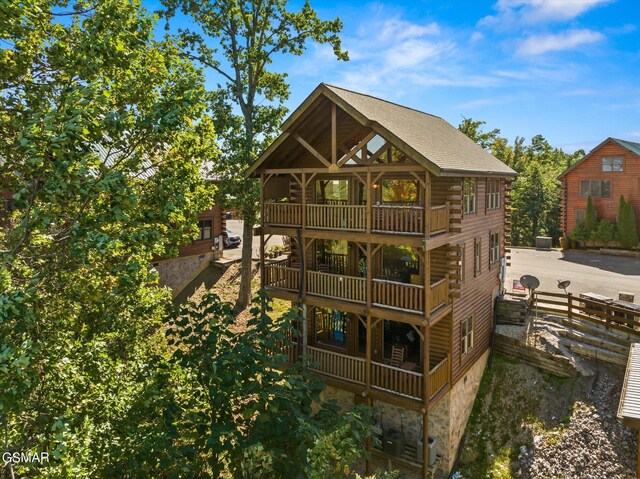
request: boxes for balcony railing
[373,278,424,313]
[428,355,450,400]
[263,201,451,237]
[430,203,449,234]
[264,264,299,292]
[372,205,423,234]
[306,347,450,402]
[307,271,366,303]
[430,275,449,313]
[308,346,365,385]
[372,361,423,400]
[264,202,301,226]
[306,204,366,231]
[264,267,449,316]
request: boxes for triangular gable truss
[247,84,437,177]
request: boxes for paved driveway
[506,248,640,300]
[222,219,284,261]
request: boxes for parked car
[223,230,241,248]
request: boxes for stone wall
[445,349,490,472]
[155,252,213,298]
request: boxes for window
[576,209,586,224]
[461,316,474,355]
[486,178,501,211]
[579,180,611,198]
[489,232,500,265]
[602,157,623,172]
[197,220,212,241]
[463,178,476,215]
[474,238,481,277]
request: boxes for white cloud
[480,0,613,28]
[470,31,485,43]
[379,18,440,41]
[516,29,604,55]
[623,131,640,138]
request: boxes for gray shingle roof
[323,84,516,176]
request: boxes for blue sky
[151,0,640,154]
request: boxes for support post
[302,303,308,357]
[302,172,307,229]
[260,174,265,289]
[331,103,337,165]
[366,170,372,234]
[425,249,431,318]
[422,324,430,479]
[424,171,431,238]
[568,292,573,319]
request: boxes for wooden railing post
[445,200,450,233]
[567,292,573,319]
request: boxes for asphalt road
[222,219,284,261]
[506,248,640,299]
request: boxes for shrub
[568,222,590,242]
[591,220,617,243]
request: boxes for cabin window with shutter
[463,178,476,215]
[197,220,212,241]
[486,178,500,210]
[474,238,481,277]
[489,232,500,265]
[602,157,623,172]
[579,180,611,198]
[461,315,474,355]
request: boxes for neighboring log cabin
[560,137,640,237]
[248,83,517,477]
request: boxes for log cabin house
[248,83,517,477]
[560,137,640,237]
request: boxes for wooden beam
[422,324,430,479]
[409,171,426,189]
[367,141,389,165]
[331,103,337,165]
[290,172,302,187]
[294,133,332,168]
[337,131,376,167]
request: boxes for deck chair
[390,345,406,368]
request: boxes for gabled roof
[248,83,516,177]
[559,137,640,178]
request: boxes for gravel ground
[521,369,636,479]
[456,358,637,479]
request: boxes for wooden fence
[533,291,640,335]
[373,279,424,313]
[430,202,449,234]
[264,202,301,226]
[307,271,367,303]
[371,360,423,400]
[372,205,423,234]
[306,204,367,231]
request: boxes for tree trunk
[235,214,254,311]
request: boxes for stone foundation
[445,348,490,472]
[154,252,213,298]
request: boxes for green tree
[161,0,349,310]
[0,0,216,476]
[163,292,378,478]
[458,117,502,150]
[619,198,639,249]
[585,195,597,234]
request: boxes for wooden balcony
[263,201,451,237]
[264,202,301,226]
[265,266,449,315]
[307,271,366,303]
[372,205,423,234]
[306,204,366,231]
[373,279,424,313]
[307,347,450,403]
[263,264,299,292]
